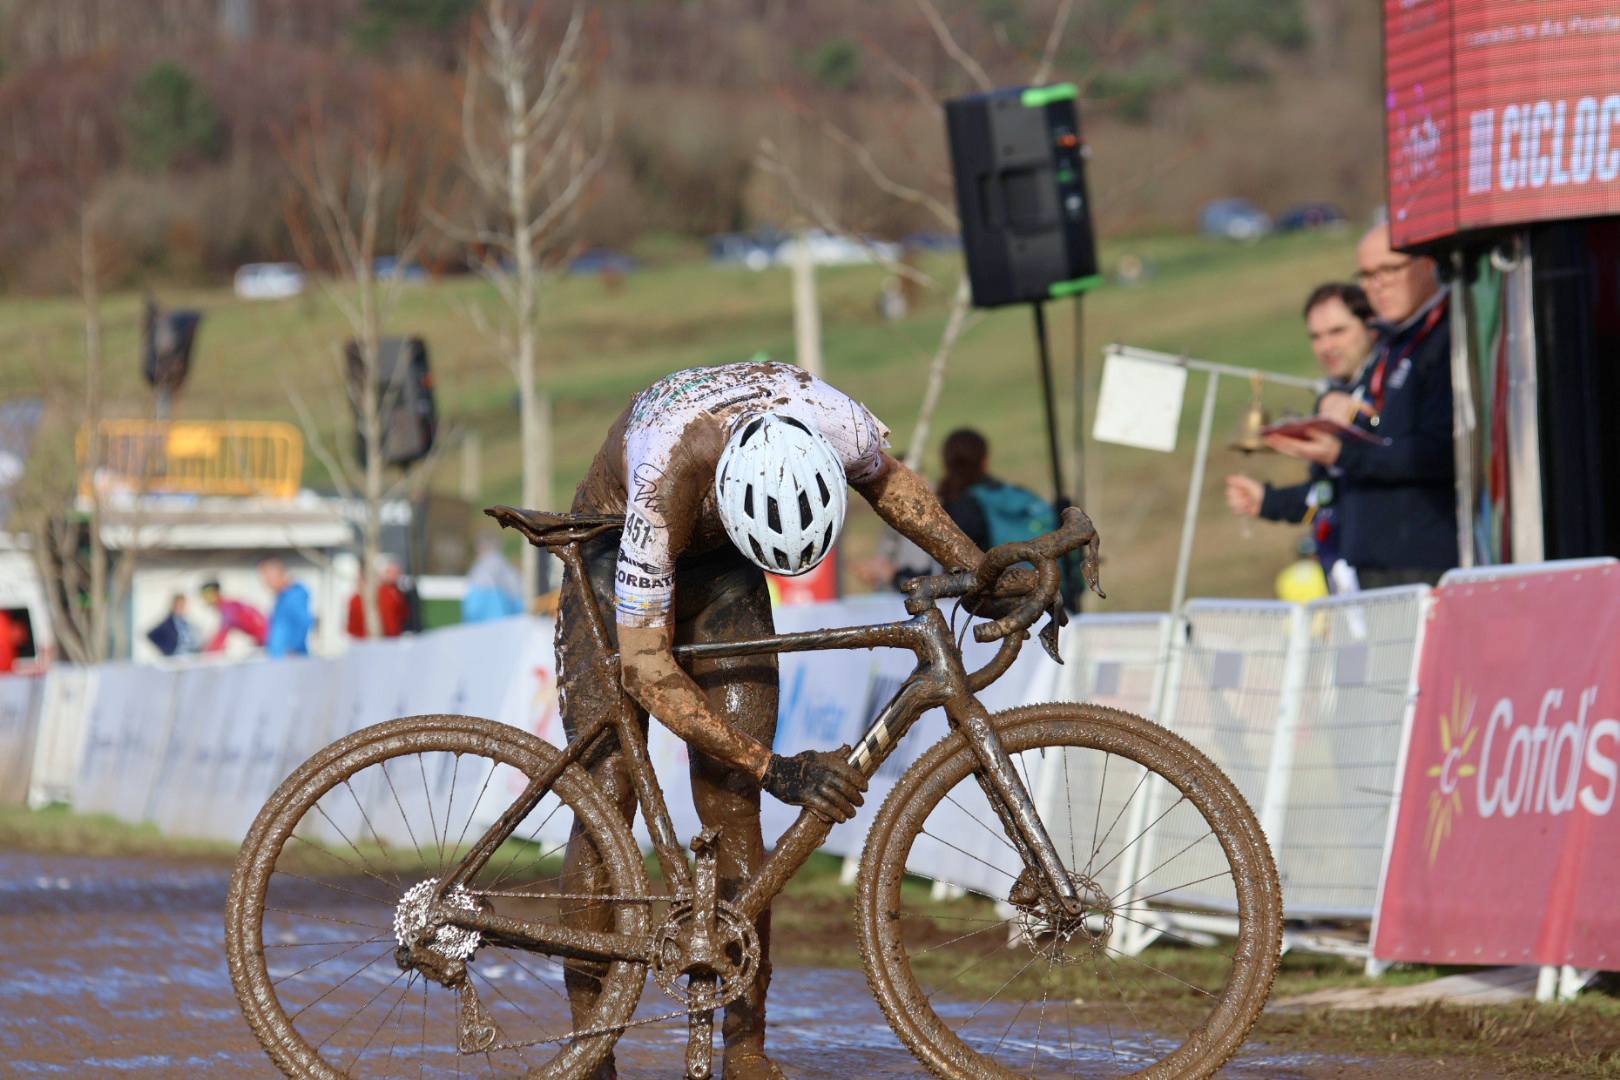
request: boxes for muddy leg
[557,551,643,1079]
[681,575,780,1080]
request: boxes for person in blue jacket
[1266,223,1458,587]
[258,557,314,657]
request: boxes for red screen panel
[1385,2,1620,249]
[1385,0,1458,247]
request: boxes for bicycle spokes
[256,744,634,1075]
[879,733,1256,1078]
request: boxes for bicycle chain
[467,887,706,1055]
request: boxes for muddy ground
[0,852,1581,1078]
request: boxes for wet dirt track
[1,853,1471,1078]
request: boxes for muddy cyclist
[558,360,1027,1079]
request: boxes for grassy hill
[0,228,1359,610]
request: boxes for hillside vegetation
[0,0,1382,291]
[0,229,1359,609]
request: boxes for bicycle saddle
[485,506,625,549]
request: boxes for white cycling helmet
[715,413,847,576]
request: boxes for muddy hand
[763,748,868,824]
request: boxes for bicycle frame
[435,527,1081,966]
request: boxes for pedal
[457,979,497,1054]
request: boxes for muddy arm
[853,454,985,573]
[618,622,774,781]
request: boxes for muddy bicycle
[226,506,1281,1079]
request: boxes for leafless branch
[755,140,934,289]
[904,276,982,469]
[913,0,993,91]
[283,377,358,500]
[1033,0,1077,84]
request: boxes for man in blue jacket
[1265,223,1458,587]
[258,557,314,657]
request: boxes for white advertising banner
[0,674,41,807]
[28,666,100,809]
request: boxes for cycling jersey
[582,362,890,629]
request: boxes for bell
[1229,373,1271,454]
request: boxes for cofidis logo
[1423,679,1620,865]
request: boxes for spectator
[258,558,314,657]
[146,593,200,657]
[1225,282,1377,584]
[1266,223,1458,587]
[347,557,409,638]
[0,609,28,674]
[885,428,1080,602]
[200,580,268,652]
[462,539,524,623]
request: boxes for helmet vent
[816,474,831,506]
[822,524,833,551]
[739,418,764,445]
[749,536,768,565]
[773,548,789,570]
[743,486,754,517]
[779,416,811,434]
[766,496,781,533]
[797,491,812,528]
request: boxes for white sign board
[1092,351,1188,452]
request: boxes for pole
[791,232,823,379]
[1031,302,1066,506]
[1070,295,1086,512]
[1069,295,1086,611]
[1168,371,1219,616]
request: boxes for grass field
[0,229,1359,608]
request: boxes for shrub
[124,62,225,172]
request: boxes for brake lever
[1037,608,1064,664]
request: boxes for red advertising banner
[1374,566,1620,969]
[1385,1,1620,249]
[767,547,840,607]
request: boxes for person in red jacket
[347,559,409,638]
[200,581,268,652]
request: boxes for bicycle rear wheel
[226,714,649,1078]
[858,704,1281,1079]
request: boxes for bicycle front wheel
[226,714,649,1079]
[858,704,1281,1080]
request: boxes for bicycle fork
[950,697,1083,916]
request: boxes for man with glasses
[1264,222,1458,587]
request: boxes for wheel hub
[1008,868,1113,962]
[393,879,483,963]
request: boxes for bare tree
[765,0,1079,471]
[279,97,450,637]
[448,0,608,598]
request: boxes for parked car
[566,248,638,276]
[901,231,963,253]
[1276,202,1348,233]
[1199,198,1272,242]
[708,229,787,271]
[233,262,305,300]
[773,229,901,268]
[373,256,428,282]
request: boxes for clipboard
[1261,417,1391,446]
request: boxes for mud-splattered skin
[559,363,991,1076]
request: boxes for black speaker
[945,84,1100,309]
[142,300,201,393]
[345,336,438,468]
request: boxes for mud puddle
[2,853,1401,1077]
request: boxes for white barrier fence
[0,588,1427,949]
